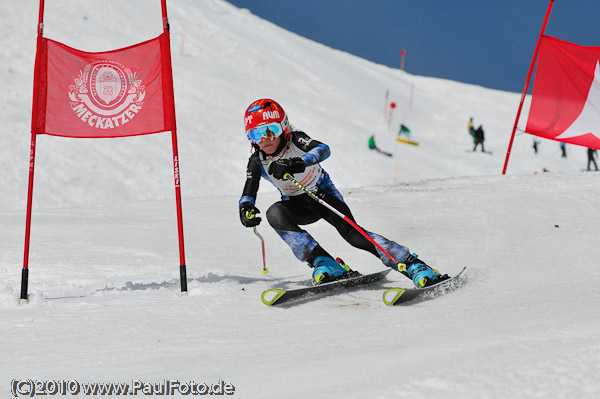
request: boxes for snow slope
[1,1,599,398]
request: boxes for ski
[261,269,391,306]
[396,137,419,146]
[382,267,467,306]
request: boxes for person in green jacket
[398,124,411,139]
[367,135,392,157]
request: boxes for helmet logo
[68,60,146,130]
[247,104,262,113]
[262,110,280,120]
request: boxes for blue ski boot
[399,253,449,288]
[311,256,356,286]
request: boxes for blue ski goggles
[246,122,284,143]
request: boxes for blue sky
[224,0,600,93]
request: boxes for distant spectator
[532,137,540,154]
[587,148,598,171]
[469,123,476,144]
[368,135,376,150]
[472,125,485,152]
[368,135,392,157]
[398,124,411,139]
[560,142,567,158]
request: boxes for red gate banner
[32,33,176,138]
[526,35,600,149]
[21,0,187,304]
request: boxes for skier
[532,137,540,154]
[560,142,567,158]
[367,134,377,150]
[238,99,448,287]
[398,124,411,139]
[367,135,392,157]
[473,125,485,152]
[587,148,598,171]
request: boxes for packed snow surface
[1,1,598,398]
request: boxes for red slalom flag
[32,33,176,138]
[526,36,600,149]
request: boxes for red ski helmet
[244,99,290,143]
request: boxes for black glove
[268,158,306,180]
[239,202,261,227]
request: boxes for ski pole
[245,207,269,274]
[283,173,405,271]
[253,226,269,274]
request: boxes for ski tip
[382,288,405,306]
[261,289,286,306]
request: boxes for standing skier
[473,125,485,152]
[560,142,567,158]
[238,99,448,287]
[587,148,598,171]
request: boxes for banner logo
[68,60,145,130]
